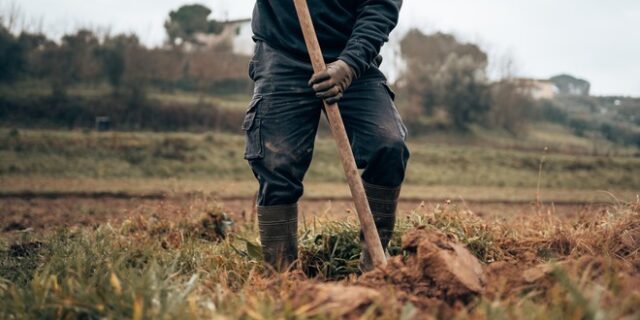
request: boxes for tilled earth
[1,194,638,318]
[296,229,640,319]
[0,195,609,233]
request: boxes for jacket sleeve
[337,0,401,78]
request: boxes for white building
[191,18,253,55]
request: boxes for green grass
[149,91,249,110]
[0,79,249,110]
[2,79,636,155]
[1,129,639,191]
[411,122,629,155]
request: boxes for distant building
[188,18,253,55]
[513,78,559,100]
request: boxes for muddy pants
[243,41,410,206]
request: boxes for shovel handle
[293,0,387,268]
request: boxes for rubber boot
[257,204,298,272]
[359,182,401,272]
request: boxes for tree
[164,4,222,46]
[35,29,100,96]
[550,74,590,96]
[97,34,141,93]
[437,54,491,130]
[17,31,47,51]
[399,29,490,131]
[0,25,25,82]
[487,80,532,135]
[60,29,101,82]
[17,31,49,78]
[400,30,487,70]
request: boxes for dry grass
[2,176,638,204]
[1,196,638,319]
[3,129,640,190]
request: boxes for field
[1,195,638,319]
[0,80,251,111]
[2,129,639,190]
[0,127,639,319]
[3,3,640,318]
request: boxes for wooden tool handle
[293,0,387,268]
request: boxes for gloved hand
[308,60,356,104]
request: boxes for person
[244,0,409,272]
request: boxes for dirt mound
[359,226,486,303]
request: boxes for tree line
[0,4,250,132]
[0,4,638,146]
[398,30,543,134]
[0,20,536,134]
[0,4,250,96]
[396,30,638,146]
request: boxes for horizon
[4,0,640,97]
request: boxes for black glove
[308,60,356,104]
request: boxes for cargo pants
[243,41,410,206]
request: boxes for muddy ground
[0,195,610,233]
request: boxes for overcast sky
[6,0,640,96]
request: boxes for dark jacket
[251,0,401,78]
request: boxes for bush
[568,118,590,137]
[600,123,640,147]
[537,100,569,124]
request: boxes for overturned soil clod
[359,226,486,304]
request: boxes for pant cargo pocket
[243,96,264,160]
[381,82,407,139]
[381,82,396,101]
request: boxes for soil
[299,245,640,318]
[0,196,607,234]
[2,194,637,318]
[353,227,486,316]
[297,218,640,318]
[297,227,495,318]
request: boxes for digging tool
[292,0,387,268]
